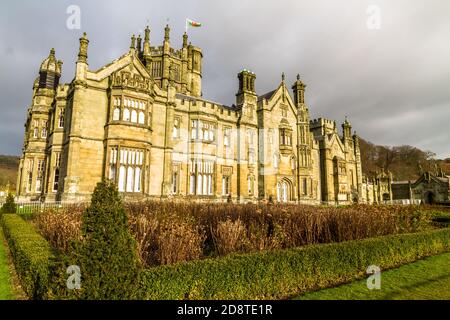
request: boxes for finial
[50,48,55,56]
[297,74,300,81]
[137,34,142,52]
[183,32,188,47]
[130,34,136,49]
[144,26,150,41]
[164,24,170,41]
[282,72,285,82]
[77,32,89,63]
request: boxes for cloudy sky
[0,0,449,158]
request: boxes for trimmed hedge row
[0,214,54,299]
[141,228,450,300]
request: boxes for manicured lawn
[0,229,14,300]
[296,253,450,300]
[296,252,450,300]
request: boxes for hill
[0,155,19,191]
[359,138,449,181]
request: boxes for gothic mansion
[16,25,364,204]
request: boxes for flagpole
[185,18,188,34]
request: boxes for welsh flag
[186,18,202,27]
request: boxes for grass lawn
[0,229,14,300]
[296,252,450,300]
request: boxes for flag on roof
[186,18,202,27]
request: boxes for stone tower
[236,70,258,201]
[16,49,62,200]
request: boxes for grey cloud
[0,0,449,158]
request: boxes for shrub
[33,208,82,252]
[0,214,53,299]
[213,218,247,255]
[72,180,141,299]
[129,212,206,267]
[140,227,450,300]
[35,202,440,267]
[1,193,16,214]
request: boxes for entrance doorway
[424,191,435,204]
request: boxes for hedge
[1,212,449,300]
[140,228,450,300]
[0,214,54,299]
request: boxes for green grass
[0,229,14,300]
[296,252,450,300]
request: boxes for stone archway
[277,178,292,203]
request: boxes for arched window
[197,174,203,195]
[190,173,196,194]
[138,111,145,124]
[58,113,64,128]
[131,110,137,123]
[118,166,126,192]
[126,167,134,192]
[123,108,130,121]
[53,168,59,192]
[282,182,288,202]
[113,108,120,121]
[276,183,281,202]
[134,167,141,192]
[203,174,208,195]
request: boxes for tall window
[123,108,130,121]
[26,159,34,193]
[58,111,65,128]
[33,128,38,138]
[114,147,143,193]
[302,178,307,195]
[222,176,230,195]
[113,108,120,121]
[280,129,292,146]
[53,152,61,192]
[189,159,214,195]
[138,111,145,124]
[53,168,59,192]
[171,163,180,194]
[40,120,47,138]
[223,127,231,146]
[131,110,138,123]
[36,160,44,192]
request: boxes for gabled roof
[258,90,276,101]
[86,52,151,82]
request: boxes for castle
[16,25,371,204]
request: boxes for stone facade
[16,26,369,205]
[392,171,450,204]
